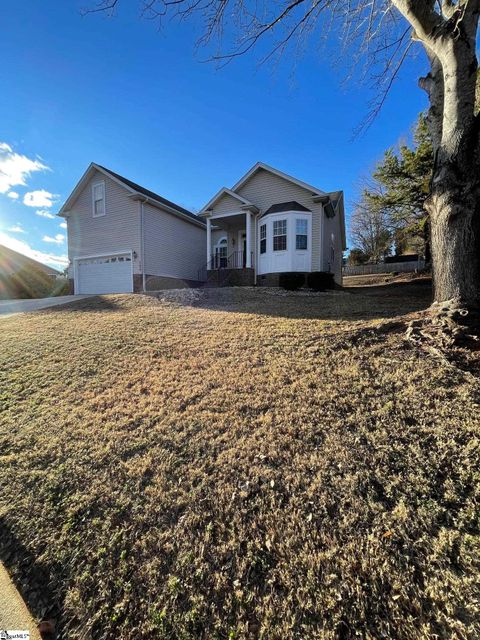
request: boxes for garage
[75,253,133,294]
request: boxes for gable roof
[58,163,204,227]
[199,187,256,215]
[232,162,328,197]
[262,201,312,216]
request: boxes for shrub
[50,278,71,297]
[307,271,335,291]
[279,272,305,291]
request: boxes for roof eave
[57,162,138,215]
[199,187,255,214]
[232,161,329,198]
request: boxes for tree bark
[422,26,480,311]
[427,149,480,309]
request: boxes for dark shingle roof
[98,165,204,225]
[262,201,311,217]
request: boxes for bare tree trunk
[428,167,480,308]
[421,33,480,312]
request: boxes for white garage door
[76,253,133,294]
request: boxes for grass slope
[0,284,479,639]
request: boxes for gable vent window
[92,181,106,218]
[260,224,267,254]
[273,219,287,251]
[296,219,308,250]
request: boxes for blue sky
[0,0,428,269]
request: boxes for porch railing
[197,251,254,282]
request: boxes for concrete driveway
[0,562,41,639]
[0,295,93,318]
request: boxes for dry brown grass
[0,283,479,639]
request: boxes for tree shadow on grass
[187,281,433,322]
[0,516,63,638]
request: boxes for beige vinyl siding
[212,193,244,215]
[236,169,323,271]
[67,170,141,277]
[143,203,206,281]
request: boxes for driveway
[0,562,41,639]
[0,295,93,318]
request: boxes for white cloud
[0,231,68,269]
[7,225,25,233]
[7,191,19,200]
[35,209,56,219]
[43,233,65,245]
[0,142,48,195]
[59,221,67,229]
[23,189,57,208]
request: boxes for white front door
[76,253,133,294]
[237,230,247,268]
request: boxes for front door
[237,230,247,268]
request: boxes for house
[58,163,206,294]
[199,162,346,286]
[59,161,345,295]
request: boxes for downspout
[140,200,146,292]
[320,202,325,272]
[254,212,259,286]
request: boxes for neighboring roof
[199,187,256,215]
[0,244,61,277]
[262,201,312,216]
[58,163,205,227]
[232,161,328,197]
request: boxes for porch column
[206,217,212,268]
[245,211,252,268]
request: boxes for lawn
[0,283,479,639]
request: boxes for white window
[296,219,308,250]
[92,181,105,218]
[260,224,267,254]
[273,219,287,251]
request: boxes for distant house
[200,162,346,286]
[0,244,62,299]
[0,244,61,279]
[58,163,206,294]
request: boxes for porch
[200,209,256,285]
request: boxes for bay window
[260,224,267,254]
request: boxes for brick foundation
[256,272,310,287]
[206,268,255,287]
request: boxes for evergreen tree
[365,114,433,261]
